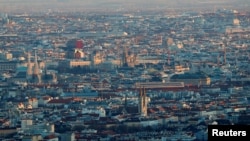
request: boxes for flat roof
[134,82,184,88]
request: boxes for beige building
[68,60,91,68]
[0,52,13,60]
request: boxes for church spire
[138,86,147,117]
[33,50,41,83]
[33,50,40,75]
[26,51,33,79]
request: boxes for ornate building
[26,51,57,84]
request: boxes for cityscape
[0,1,250,141]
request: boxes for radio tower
[167,37,173,66]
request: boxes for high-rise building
[122,45,129,67]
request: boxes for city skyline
[0,0,249,13]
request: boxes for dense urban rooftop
[0,5,250,141]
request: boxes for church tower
[26,51,33,80]
[33,51,41,83]
[138,87,147,117]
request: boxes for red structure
[74,50,81,59]
[76,39,83,49]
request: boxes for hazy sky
[0,0,249,13]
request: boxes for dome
[19,56,26,61]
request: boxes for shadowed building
[170,72,211,86]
